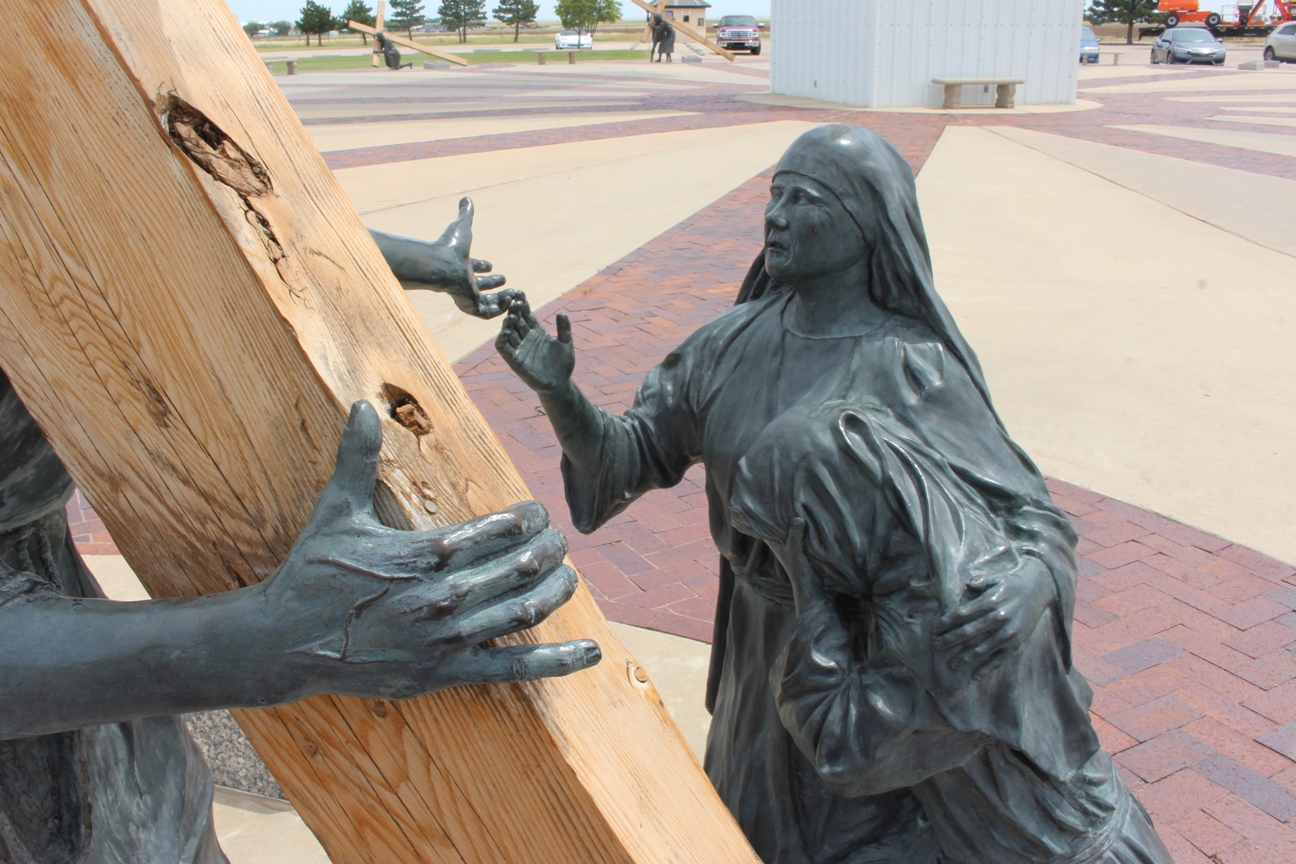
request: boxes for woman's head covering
[741,124,996,419]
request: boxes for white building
[770,0,1083,108]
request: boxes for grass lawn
[252,26,653,53]
[468,49,652,64]
[265,49,652,72]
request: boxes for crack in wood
[160,93,308,299]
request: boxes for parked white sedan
[1265,21,1296,62]
[555,29,592,50]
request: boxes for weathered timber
[0,1,759,862]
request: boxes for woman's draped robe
[561,290,1168,864]
[651,19,676,56]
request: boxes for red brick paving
[66,488,117,556]
[64,60,1296,858]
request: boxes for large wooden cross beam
[0,1,757,861]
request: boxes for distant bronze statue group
[1,125,1172,863]
[374,31,412,70]
[651,14,676,63]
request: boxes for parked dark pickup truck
[715,15,762,55]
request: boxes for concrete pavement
[920,125,1296,567]
[341,120,814,361]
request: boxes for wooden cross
[0,0,759,861]
[635,0,667,49]
[631,0,736,62]
[370,0,384,66]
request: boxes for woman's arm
[897,341,1078,674]
[495,303,604,471]
[770,520,991,797]
[497,299,702,532]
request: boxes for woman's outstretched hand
[934,558,1055,678]
[265,400,600,701]
[496,295,575,394]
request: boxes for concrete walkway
[63,55,1296,863]
[921,125,1296,567]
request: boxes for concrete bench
[931,77,1025,109]
[1082,51,1121,65]
[535,50,578,65]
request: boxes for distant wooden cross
[630,0,736,61]
[370,0,385,66]
[634,0,666,50]
[351,0,468,68]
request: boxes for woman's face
[764,173,867,283]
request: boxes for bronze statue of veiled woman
[498,125,1173,864]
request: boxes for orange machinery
[1158,0,1293,29]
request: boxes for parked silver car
[1150,27,1226,65]
[1265,21,1296,62]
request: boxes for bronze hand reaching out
[371,197,517,319]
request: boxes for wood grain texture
[0,1,759,861]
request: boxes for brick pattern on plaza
[63,60,1296,860]
[66,488,116,556]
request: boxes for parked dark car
[715,15,761,55]
[1265,21,1296,62]
[1150,27,1226,64]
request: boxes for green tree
[438,0,485,41]
[298,1,335,46]
[592,0,622,36]
[389,0,428,37]
[341,0,376,44]
[492,0,538,41]
[1087,0,1160,44]
[269,20,293,35]
[555,0,620,36]
[242,21,263,37]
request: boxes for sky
[225,0,771,26]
